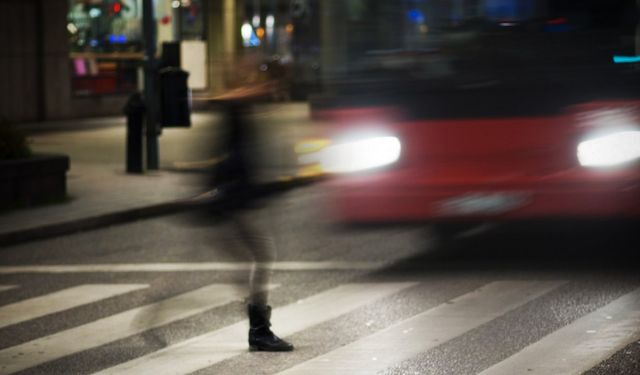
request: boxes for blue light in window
[407,9,425,24]
[249,32,261,47]
[485,0,517,20]
[89,39,99,47]
[108,34,128,44]
[613,55,640,64]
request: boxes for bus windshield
[320,0,640,117]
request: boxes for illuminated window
[67,0,143,96]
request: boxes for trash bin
[159,67,191,127]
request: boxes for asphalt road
[0,185,639,375]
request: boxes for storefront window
[67,0,207,96]
[67,0,144,96]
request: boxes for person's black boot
[248,304,294,352]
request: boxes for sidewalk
[0,103,315,247]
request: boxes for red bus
[299,0,640,225]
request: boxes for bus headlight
[577,130,640,167]
[299,136,402,174]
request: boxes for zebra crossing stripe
[479,287,640,375]
[94,282,418,375]
[0,284,273,375]
[277,280,565,375]
[0,284,148,329]
[0,286,17,292]
[0,262,385,274]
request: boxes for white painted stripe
[0,262,385,274]
[0,286,17,292]
[94,282,417,375]
[0,284,271,375]
[0,284,148,329]
[479,288,640,375]
[278,280,564,375]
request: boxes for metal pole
[143,0,160,170]
[125,93,145,174]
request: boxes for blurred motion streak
[300,0,640,225]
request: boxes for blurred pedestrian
[207,79,293,352]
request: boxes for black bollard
[124,93,146,173]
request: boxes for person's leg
[232,211,294,352]
[233,212,273,305]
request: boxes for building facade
[1,0,288,123]
[3,0,635,123]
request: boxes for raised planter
[0,154,70,210]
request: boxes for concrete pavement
[0,103,316,246]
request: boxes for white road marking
[0,284,148,329]
[278,280,565,375]
[0,284,273,375]
[0,262,385,274]
[94,282,418,375]
[479,287,640,375]
[0,285,17,292]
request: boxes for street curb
[0,177,322,248]
[0,200,194,248]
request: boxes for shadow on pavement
[380,220,640,275]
